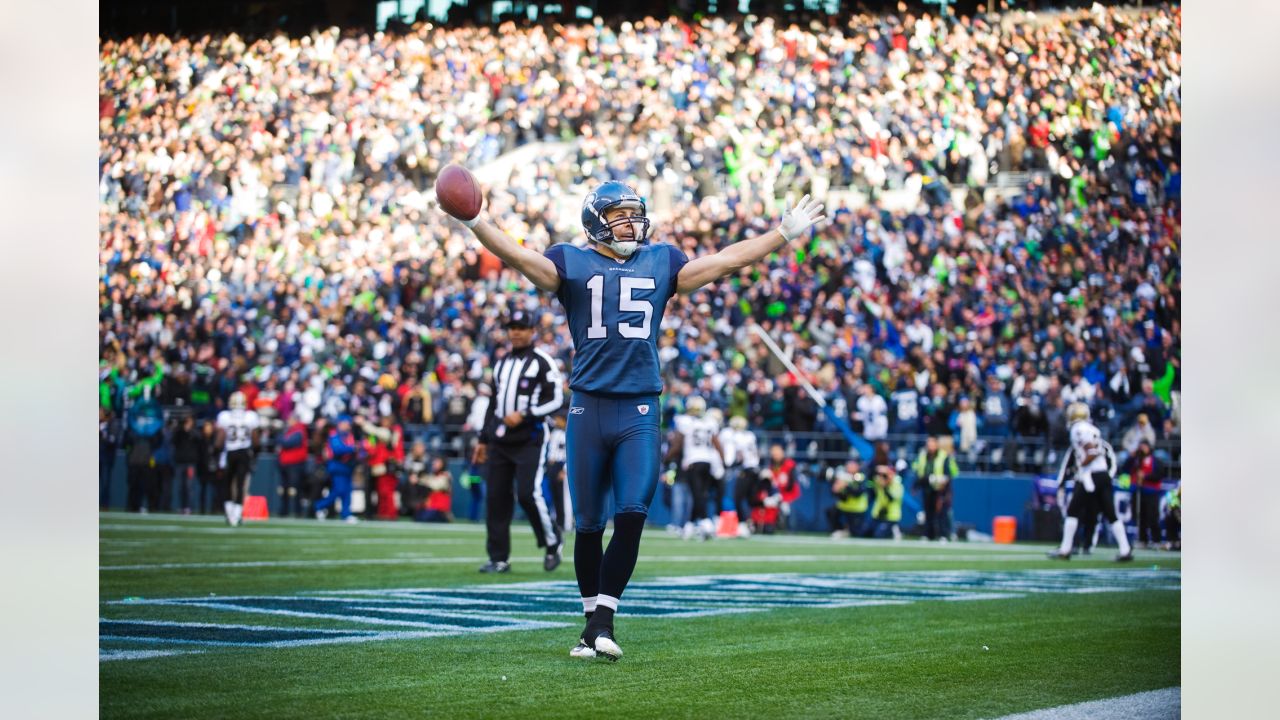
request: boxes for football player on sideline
[1049,403,1133,561]
[451,180,824,661]
[216,391,261,526]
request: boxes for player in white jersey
[216,392,261,526]
[719,415,760,538]
[855,383,889,441]
[1056,433,1118,555]
[663,397,723,540]
[1049,403,1133,561]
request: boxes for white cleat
[698,518,715,541]
[344,516,360,524]
[592,633,622,662]
[315,509,328,521]
[569,639,597,660]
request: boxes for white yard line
[100,513,488,533]
[98,648,199,662]
[99,553,1152,571]
[987,687,1180,720]
[98,514,1181,560]
[100,537,470,546]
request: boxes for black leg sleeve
[599,511,647,602]
[574,528,605,601]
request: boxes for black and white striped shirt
[481,346,564,445]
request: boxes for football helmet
[229,391,247,410]
[1066,402,1090,425]
[581,181,650,257]
[686,396,707,417]
[729,415,748,431]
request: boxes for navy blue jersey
[544,243,688,396]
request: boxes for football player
[454,180,824,661]
[216,391,260,526]
[719,415,761,538]
[663,396,723,541]
[1049,403,1133,561]
[1053,426,1119,555]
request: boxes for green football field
[99,513,1180,719]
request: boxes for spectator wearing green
[827,460,869,538]
[913,436,961,542]
[865,464,904,540]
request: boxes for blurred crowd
[99,4,1181,512]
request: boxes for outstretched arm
[458,215,560,293]
[676,195,825,294]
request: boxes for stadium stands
[99,4,1181,505]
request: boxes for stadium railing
[144,405,1180,480]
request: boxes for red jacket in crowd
[278,421,308,466]
[771,457,801,504]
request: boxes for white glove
[1078,472,1096,493]
[777,194,827,241]
[460,214,481,229]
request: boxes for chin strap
[601,239,639,257]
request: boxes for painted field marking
[100,569,1179,662]
[985,686,1179,720]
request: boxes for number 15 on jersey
[585,274,656,340]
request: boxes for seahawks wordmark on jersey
[216,408,261,452]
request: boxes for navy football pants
[565,392,661,532]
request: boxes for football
[434,164,483,222]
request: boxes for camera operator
[826,459,869,538]
[865,463,904,540]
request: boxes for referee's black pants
[485,440,560,563]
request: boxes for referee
[474,309,566,573]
